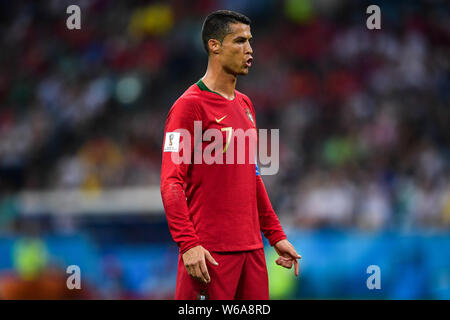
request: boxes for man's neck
[201,64,237,100]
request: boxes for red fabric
[256,175,287,246]
[175,248,269,300]
[160,83,286,254]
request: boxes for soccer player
[160,10,301,300]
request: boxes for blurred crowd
[0,0,449,230]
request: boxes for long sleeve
[160,97,201,254]
[256,174,287,246]
[244,95,287,246]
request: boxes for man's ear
[208,39,221,54]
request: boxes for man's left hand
[273,239,301,276]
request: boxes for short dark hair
[201,10,251,54]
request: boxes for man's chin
[237,68,249,76]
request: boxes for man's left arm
[256,173,286,245]
[245,95,286,245]
[246,95,301,275]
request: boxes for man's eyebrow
[233,36,253,41]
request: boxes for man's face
[217,23,253,76]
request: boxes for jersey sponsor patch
[164,132,180,152]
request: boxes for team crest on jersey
[245,108,255,126]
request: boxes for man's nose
[246,43,253,55]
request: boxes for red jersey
[160,80,286,254]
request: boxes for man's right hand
[182,245,218,284]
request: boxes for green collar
[196,79,234,100]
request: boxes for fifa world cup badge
[245,108,255,126]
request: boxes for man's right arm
[160,97,201,254]
[160,98,219,284]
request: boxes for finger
[276,258,293,269]
[204,250,219,266]
[278,255,292,261]
[277,256,293,265]
[287,246,301,259]
[294,258,299,276]
[188,263,199,281]
[195,263,208,283]
[279,261,293,269]
[276,256,291,262]
[185,264,193,277]
[189,265,199,280]
[189,266,201,281]
[193,264,206,283]
[199,259,211,283]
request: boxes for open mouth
[245,57,253,67]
